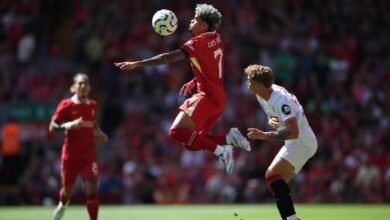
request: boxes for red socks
[207,134,227,145]
[86,194,99,220]
[169,128,218,152]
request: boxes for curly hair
[195,4,222,32]
[244,65,274,88]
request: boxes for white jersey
[256,84,316,145]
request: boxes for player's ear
[203,23,209,31]
[69,85,76,93]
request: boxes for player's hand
[71,117,87,129]
[95,132,109,143]
[179,80,196,96]
[94,127,109,143]
[268,116,280,130]
[247,128,267,140]
[114,62,139,70]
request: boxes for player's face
[246,77,258,95]
[189,14,207,35]
[73,76,91,99]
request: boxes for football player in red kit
[114,4,250,175]
[49,73,108,220]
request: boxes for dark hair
[73,73,89,84]
[195,4,222,31]
[244,65,274,88]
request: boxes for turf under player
[114,4,250,175]
[49,73,108,220]
[244,65,317,220]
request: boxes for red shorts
[61,159,99,187]
[179,94,226,135]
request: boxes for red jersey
[180,32,226,104]
[51,95,97,161]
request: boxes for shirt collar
[71,95,90,105]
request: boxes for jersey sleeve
[51,100,68,123]
[180,37,200,58]
[275,96,297,122]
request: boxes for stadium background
[0,0,389,206]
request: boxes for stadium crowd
[0,0,389,205]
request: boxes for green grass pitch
[0,204,389,220]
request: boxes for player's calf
[266,175,298,220]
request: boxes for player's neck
[259,87,273,100]
[78,96,88,104]
[72,94,89,104]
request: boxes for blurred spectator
[0,118,22,204]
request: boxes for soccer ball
[152,9,178,36]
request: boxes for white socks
[286,214,298,220]
[214,145,225,156]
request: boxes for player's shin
[266,175,297,220]
[86,194,99,220]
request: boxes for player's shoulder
[89,99,97,106]
[271,85,291,102]
[272,84,290,96]
[195,31,220,41]
[58,98,73,107]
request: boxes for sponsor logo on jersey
[281,104,291,115]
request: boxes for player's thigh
[270,143,314,182]
[197,114,221,135]
[267,156,296,183]
[80,160,99,183]
[171,111,196,129]
[179,95,224,131]
[61,160,81,187]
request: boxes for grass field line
[0,204,389,220]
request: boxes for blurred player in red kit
[115,4,250,175]
[49,73,108,220]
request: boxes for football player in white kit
[244,64,317,220]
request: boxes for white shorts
[275,136,318,174]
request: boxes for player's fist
[180,79,196,96]
[114,62,139,70]
[247,128,267,140]
[268,116,280,130]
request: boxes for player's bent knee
[266,173,283,185]
[169,128,176,139]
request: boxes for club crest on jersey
[185,40,195,51]
[281,104,291,115]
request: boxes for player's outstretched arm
[114,49,186,70]
[247,117,299,141]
